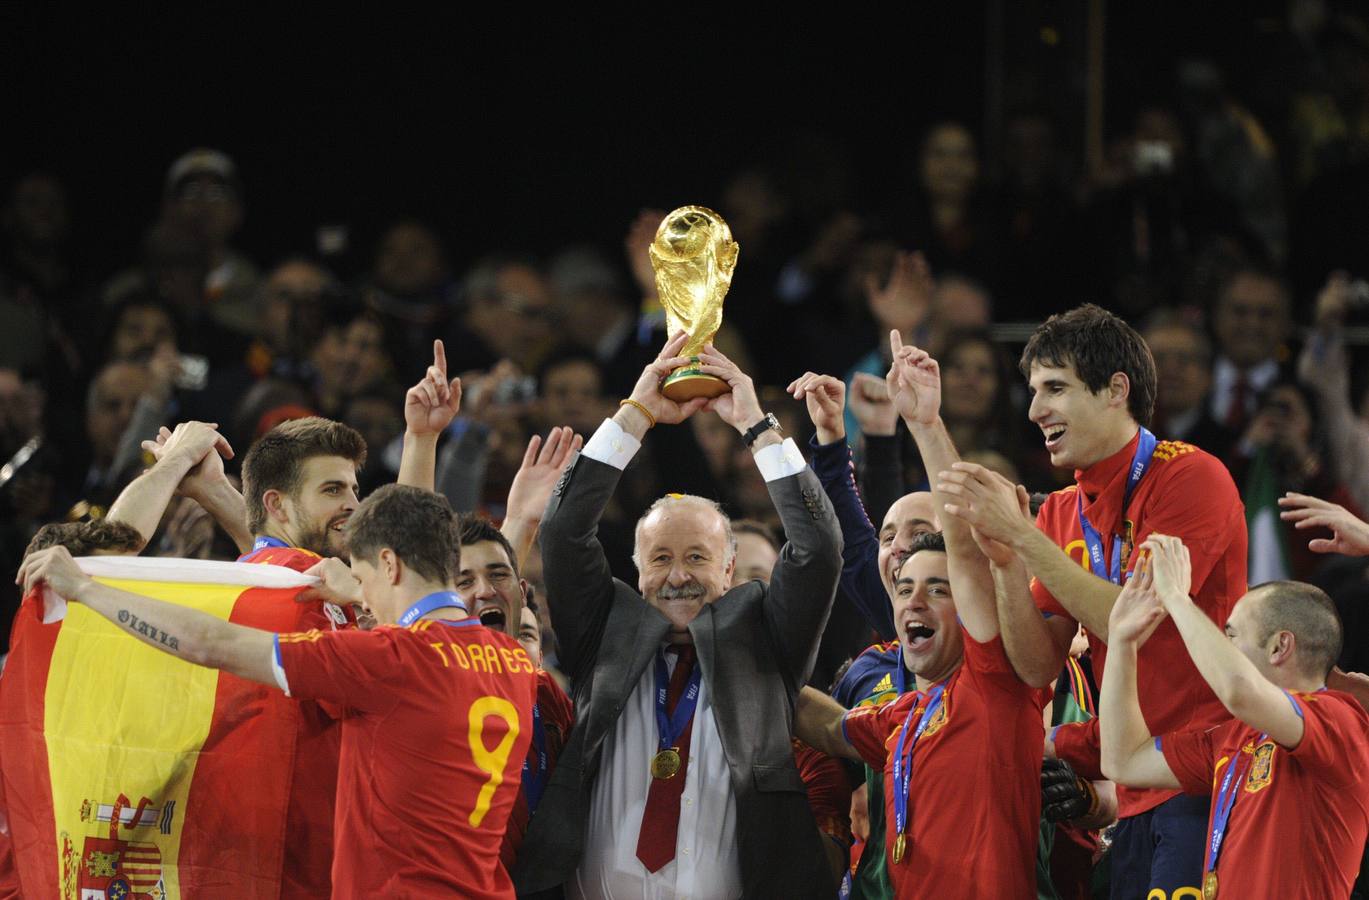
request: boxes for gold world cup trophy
[649,206,740,401]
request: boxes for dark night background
[2,2,1314,285]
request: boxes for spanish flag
[0,556,337,899]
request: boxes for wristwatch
[742,413,782,447]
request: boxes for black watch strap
[743,413,782,447]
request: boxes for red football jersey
[842,631,1042,900]
[1032,433,1247,817]
[241,541,354,898]
[499,668,574,871]
[795,738,853,848]
[276,618,538,899]
[1160,689,1369,900]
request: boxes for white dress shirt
[570,649,741,900]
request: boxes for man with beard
[234,414,368,897]
[513,331,843,899]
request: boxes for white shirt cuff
[581,418,642,471]
[753,437,807,482]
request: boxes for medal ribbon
[521,701,549,812]
[1205,732,1266,879]
[891,683,946,845]
[653,648,702,752]
[251,535,291,552]
[397,591,469,626]
[1078,427,1157,584]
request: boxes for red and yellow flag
[0,556,334,899]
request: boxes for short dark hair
[241,417,367,533]
[25,520,145,557]
[1249,581,1343,681]
[732,519,779,553]
[1019,303,1157,427]
[909,530,946,556]
[455,513,520,579]
[346,484,457,584]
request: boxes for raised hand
[405,340,463,437]
[848,372,898,437]
[141,422,234,496]
[1279,492,1369,556]
[505,426,583,525]
[1142,535,1193,608]
[937,461,1033,547]
[696,343,765,433]
[864,250,933,334]
[621,330,711,430]
[968,483,1032,567]
[885,330,941,427]
[1108,554,1167,648]
[787,372,846,445]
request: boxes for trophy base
[661,368,729,402]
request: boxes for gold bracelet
[619,398,656,428]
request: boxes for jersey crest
[1244,739,1277,793]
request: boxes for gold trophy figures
[649,206,740,401]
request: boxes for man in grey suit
[513,331,844,899]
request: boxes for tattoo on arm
[116,609,181,650]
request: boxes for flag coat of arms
[0,556,340,899]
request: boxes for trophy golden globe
[649,206,740,401]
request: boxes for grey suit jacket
[512,449,844,899]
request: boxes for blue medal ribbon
[397,591,468,626]
[1205,732,1266,878]
[239,535,291,560]
[653,649,703,752]
[891,683,946,845]
[1077,428,1157,584]
[521,701,548,813]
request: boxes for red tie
[1225,374,1250,431]
[635,645,697,873]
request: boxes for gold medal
[1202,870,1218,900]
[650,748,682,779]
[892,832,906,864]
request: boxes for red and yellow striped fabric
[0,556,336,900]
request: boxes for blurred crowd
[3,10,1369,673]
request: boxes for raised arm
[135,422,252,553]
[703,346,842,683]
[18,547,277,686]
[886,332,998,643]
[795,686,860,761]
[542,331,707,676]
[500,426,582,570]
[940,464,1075,686]
[1098,557,1181,789]
[1146,535,1306,748]
[108,421,233,550]
[1278,492,1369,557]
[789,371,894,640]
[397,339,463,491]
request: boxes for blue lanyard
[1206,731,1266,876]
[247,535,291,555]
[653,649,703,751]
[397,591,468,626]
[521,701,549,813]
[891,683,946,842]
[895,659,910,696]
[1077,428,1157,584]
